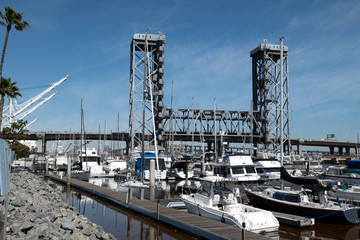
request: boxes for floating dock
[48,175,270,240]
[272,211,315,227]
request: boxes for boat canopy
[136,158,166,170]
[346,160,360,169]
[273,192,301,203]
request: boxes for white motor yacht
[212,154,260,183]
[103,157,127,176]
[180,176,279,233]
[74,147,104,177]
[253,158,281,180]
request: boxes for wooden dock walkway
[48,175,270,240]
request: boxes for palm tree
[0,7,29,128]
[0,77,22,129]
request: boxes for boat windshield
[245,166,256,174]
[213,186,233,196]
[262,168,280,173]
[232,167,244,174]
[82,156,100,162]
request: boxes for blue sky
[1,0,360,142]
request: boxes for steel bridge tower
[250,38,291,154]
[128,32,166,153]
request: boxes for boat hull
[322,174,360,186]
[245,189,360,224]
[181,195,279,233]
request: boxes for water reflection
[279,220,360,240]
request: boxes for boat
[135,152,167,180]
[253,158,281,180]
[171,159,194,179]
[288,157,323,174]
[322,159,360,185]
[212,153,260,183]
[73,147,105,177]
[280,166,320,185]
[54,145,68,171]
[72,99,106,178]
[180,176,279,233]
[329,183,360,202]
[118,173,149,189]
[192,161,214,178]
[245,186,360,224]
[103,157,127,175]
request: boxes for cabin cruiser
[73,147,104,177]
[245,186,360,224]
[171,160,194,179]
[289,158,323,174]
[253,158,281,180]
[54,149,68,171]
[322,159,360,185]
[103,157,127,176]
[180,176,279,233]
[135,152,167,180]
[212,154,260,183]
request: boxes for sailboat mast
[280,37,284,189]
[117,112,120,159]
[280,37,284,167]
[145,34,160,176]
[141,33,147,182]
[80,99,83,167]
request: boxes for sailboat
[69,99,93,180]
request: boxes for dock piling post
[67,157,71,187]
[242,222,245,239]
[126,188,133,203]
[156,199,160,220]
[150,159,155,201]
[45,157,49,177]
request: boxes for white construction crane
[2,75,68,130]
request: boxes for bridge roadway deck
[29,131,359,155]
[48,175,269,240]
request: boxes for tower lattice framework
[250,39,291,154]
[128,33,166,152]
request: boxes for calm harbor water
[48,178,360,240]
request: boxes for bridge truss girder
[159,108,261,153]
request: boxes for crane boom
[13,75,68,117]
[18,92,57,120]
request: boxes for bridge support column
[346,147,350,155]
[329,146,334,155]
[36,133,46,154]
[297,143,302,155]
[338,146,343,154]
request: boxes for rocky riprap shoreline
[0,170,117,240]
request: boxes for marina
[50,173,360,239]
[48,174,266,240]
[0,2,360,239]
[3,166,360,239]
